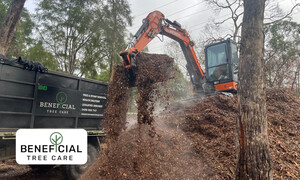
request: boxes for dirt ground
[0,159,67,180]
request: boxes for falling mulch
[102,65,130,140]
[133,53,175,179]
[81,51,299,179]
[135,53,173,129]
[80,53,178,179]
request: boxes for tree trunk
[109,41,115,84]
[236,0,273,179]
[291,71,297,89]
[109,0,117,84]
[0,0,26,55]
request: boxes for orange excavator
[120,11,238,94]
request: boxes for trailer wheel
[65,144,98,180]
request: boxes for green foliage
[266,21,300,51]
[1,0,133,82]
[101,0,132,78]
[264,21,300,88]
[6,8,35,58]
[24,41,58,71]
[80,58,99,80]
[35,0,106,74]
[0,0,9,22]
[35,0,132,79]
[81,0,132,80]
[98,69,110,82]
[166,66,191,101]
[141,46,149,53]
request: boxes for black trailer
[0,58,107,179]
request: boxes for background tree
[164,37,206,78]
[80,28,107,79]
[6,8,34,58]
[236,0,273,179]
[35,0,105,75]
[203,0,299,42]
[0,0,26,55]
[35,0,132,80]
[24,41,59,71]
[264,21,300,89]
[101,0,132,82]
[0,0,35,58]
[164,41,188,74]
[165,66,191,100]
[204,0,243,42]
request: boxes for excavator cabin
[205,39,238,93]
[120,10,238,94]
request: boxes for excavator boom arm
[120,11,205,87]
[132,11,163,52]
[161,25,205,92]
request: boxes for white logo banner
[16,129,87,165]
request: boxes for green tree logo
[56,92,67,108]
[50,132,63,152]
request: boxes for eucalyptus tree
[264,21,300,88]
[203,0,299,42]
[236,0,273,179]
[35,0,105,75]
[35,0,132,78]
[101,0,132,82]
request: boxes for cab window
[207,43,227,68]
[231,43,238,64]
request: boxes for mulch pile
[81,52,299,179]
[266,89,299,179]
[162,88,300,179]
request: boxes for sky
[126,0,300,54]
[25,0,300,55]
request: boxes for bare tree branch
[264,3,300,25]
[215,17,232,25]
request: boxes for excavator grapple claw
[120,51,137,86]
